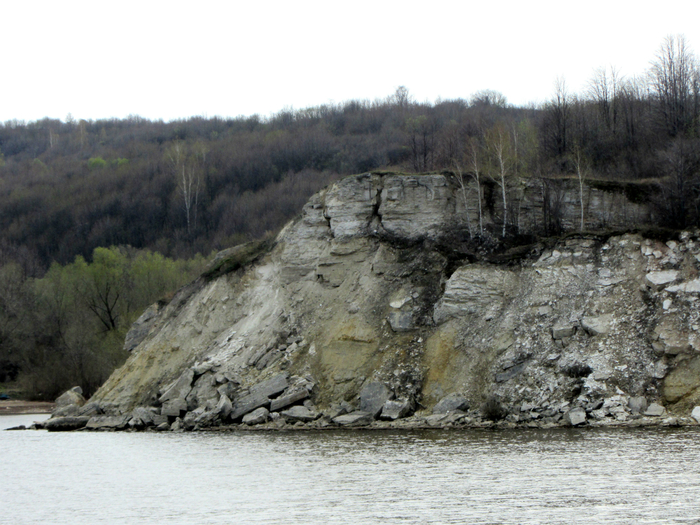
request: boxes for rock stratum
[46,172,700,431]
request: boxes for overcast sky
[3,0,700,123]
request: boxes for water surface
[2,418,699,524]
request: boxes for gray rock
[270,388,310,412]
[44,416,90,432]
[52,404,82,417]
[155,422,170,431]
[78,402,102,417]
[646,270,679,290]
[159,369,194,404]
[425,413,450,427]
[86,415,129,430]
[183,407,206,428]
[387,311,414,332]
[131,407,158,426]
[628,396,648,414]
[434,266,519,323]
[644,403,666,417]
[281,405,319,423]
[55,388,86,408]
[581,314,613,336]
[186,372,220,411]
[359,382,393,418]
[433,393,469,414]
[380,399,412,420]
[332,411,373,426]
[124,303,160,352]
[242,407,270,425]
[152,414,168,427]
[552,323,576,340]
[691,406,700,423]
[564,407,587,426]
[171,418,184,431]
[216,394,233,420]
[250,373,290,399]
[496,362,526,383]
[161,398,188,417]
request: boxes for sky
[3,0,700,123]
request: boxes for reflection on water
[2,422,700,524]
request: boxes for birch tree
[486,125,515,238]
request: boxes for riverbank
[0,400,55,415]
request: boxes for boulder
[85,415,129,430]
[581,314,614,336]
[281,405,319,423]
[432,393,469,414]
[123,303,160,352]
[387,311,414,332]
[159,369,194,404]
[270,389,310,412]
[628,396,648,414]
[380,399,412,420]
[55,388,86,408]
[552,323,576,340]
[691,406,700,423]
[564,407,587,426]
[52,404,82,417]
[332,411,373,426]
[161,398,188,417]
[646,270,679,290]
[242,407,270,425]
[216,394,233,420]
[359,382,393,418]
[131,407,158,427]
[250,373,290,399]
[44,416,90,432]
[644,403,666,417]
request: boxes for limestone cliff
[59,172,700,430]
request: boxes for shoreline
[0,400,55,416]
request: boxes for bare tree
[572,144,588,231]
[166,141,202,237]
[589,66,622,134]
[650,35,700,137]
[486,125,514,237]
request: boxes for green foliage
[0,247,207,399]
[87,156,108,170]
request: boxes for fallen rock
[552,323,576,340]
[646,270,679,290]
[628,396,648,414]
[359,382,393,418]
[217,394,233,420]
[333,411,373,426]
[161,398,188,417]
[270,388,310,412]
[281,405,319,423]
[433,393,469,414]
[581,314,613,336]
[159,369,195,404]
[45,416,90,432]
[380,399,412,420]
[86,415,129,430]
[55,388,86,408]
[242,407,270,425]
[564,407,587,426]
[692,406,700,423]
[644,403,666,417]
[132,407,158,427]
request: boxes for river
[2,414,700,524]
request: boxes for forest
[1,35,700,399]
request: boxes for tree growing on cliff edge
[485,125,515,238]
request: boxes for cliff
[46,172,700,431]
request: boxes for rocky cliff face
[57,172,700,431]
